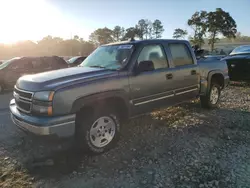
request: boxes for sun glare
[0,0,66,44]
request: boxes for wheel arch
[207,70,225,93]
[71,90,130,121]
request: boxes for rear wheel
[75,107,121,154]
[200,82,221,109]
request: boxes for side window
[9,59,32,70]
[169,43,194,67]
[138,44,168,70]
[32,59,50,69]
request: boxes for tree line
[89,19,164,45]
[0,36,96,60]
[0,8,250,60]
[173,8,238,51]
[0,19,164,60]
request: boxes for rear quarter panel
[198,59,228,78]
[198,59,229,95]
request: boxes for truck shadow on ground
[12,101,250,183]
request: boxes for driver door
[129,44,175,115]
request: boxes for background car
[60,56,73,61]
[222,45,250,82]
[67,56,87,67]
[202,55,227,61]
[0,56,68,93]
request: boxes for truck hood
[16,67,118,91]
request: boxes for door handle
[191,70,197,75]
[166,73,173,80]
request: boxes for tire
[200,82,221,109]
[75,107,121,154]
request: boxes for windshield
[80,44,134,70]
[68,56,81,64]
[230,45,250,55]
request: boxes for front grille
[16,99,31,112]
[14,87,33,113]
[14,87,33,100]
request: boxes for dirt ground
[1,85,250,188]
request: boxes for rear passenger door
[167,43,199,102]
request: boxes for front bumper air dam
[9,99,75,138]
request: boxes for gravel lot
[1,85,250,188]
[0,91,12,111]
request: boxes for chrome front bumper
[10,99,75,138]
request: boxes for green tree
[123,27,138,40]
[136,19,148,39]
[136,19,164,39]
[144,19,153,39]
[81,41,95,56]
[74,35,79,40]
[206,8,237,51]
[152,19,164,38]
[188,11,207,47]
[173,28,188,39]
[37,35,62,55]
[188,33,205,47]
[89,27,114,46]
[113,26,125,42]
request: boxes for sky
[0,0,249,44]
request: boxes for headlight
[32,91,54,116]
[33,91,54,101]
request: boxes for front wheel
[75,108,121,154]
[200,83,221,109]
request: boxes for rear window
[169,43,194,67]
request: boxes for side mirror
[137,60,155,72]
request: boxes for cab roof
[102,39,188,46]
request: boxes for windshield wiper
[88,65,117,71]
[89,65,106,69]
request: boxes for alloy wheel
[89,116,116,148]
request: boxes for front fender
[70,90,130,113]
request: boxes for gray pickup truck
[10,39,229,154]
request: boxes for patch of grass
[151,106,188,126]
[0,157,33,188]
